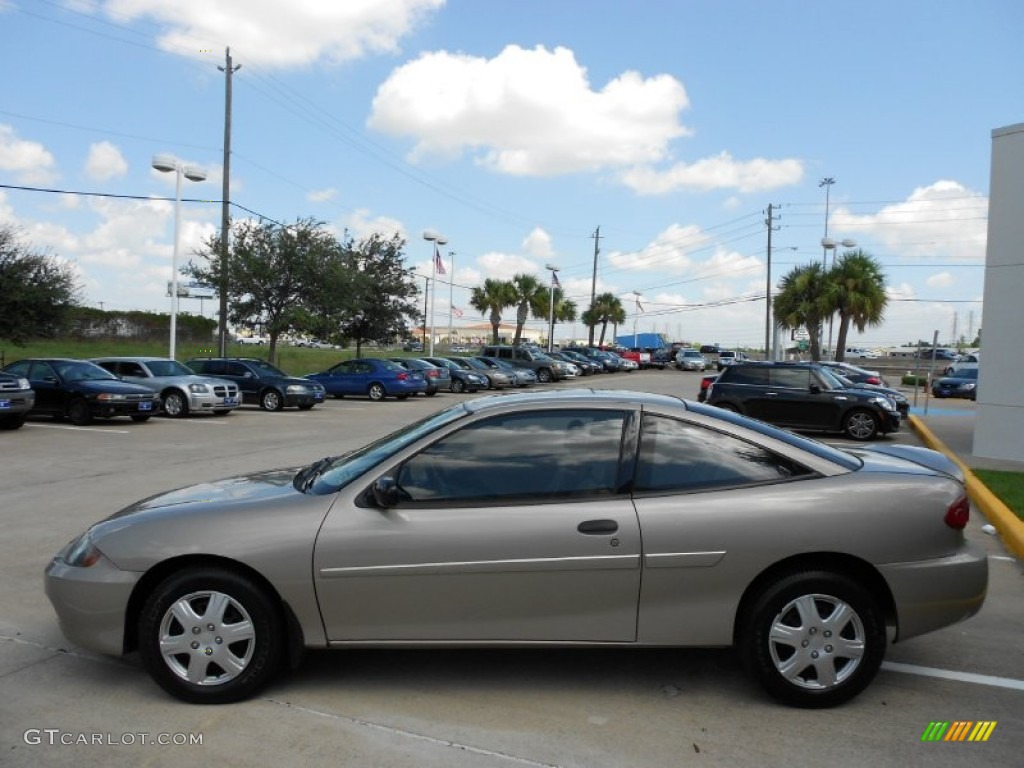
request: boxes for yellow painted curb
[909,415,1024,558]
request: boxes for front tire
[367,383,386,401]
[740,571,885,708]
[260,389,284,411]
[138,569,283,704]
[451,378,466,393]
[67,398,93,426]
[537,368,553,383]
[843,409,879,441]
[163,390,189,418]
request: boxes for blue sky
[1,0,1019,349]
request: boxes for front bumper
[879,541,988,642]
[45,553,141,657]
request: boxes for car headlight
[961,383,977,390]
[286,384,310,394]
[62,532,102,568]
[96,392,127,402]
[17,377,30,389]
[187,383,210,393]
[870,396,897,412]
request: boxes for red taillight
[866,376,882,385]
[397,372,409,380]
[944,494,970,529]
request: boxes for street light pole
[631,291,642,349]
[423,230,448,357]
[447,251,455,350]
[152,154,206,360]
[545,263,560,352]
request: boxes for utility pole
[764,203,778,361]
[588,226,601,345]
[217,47,241,357]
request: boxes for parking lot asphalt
[1,370,1022,768]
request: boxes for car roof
[460,387,684,415]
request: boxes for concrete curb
[909,415,1024,558]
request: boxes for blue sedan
[305,358,426,401]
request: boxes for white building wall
[974,123,1024,461]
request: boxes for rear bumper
[879,542,988,642]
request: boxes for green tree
[0,225,81,344]
[340,232,421,356]
[508,273,550,345]
[773,262,829,361]
[186,217,351,363]
[587,292,626,347]
[825,250,888,363]
[470,278,515,344]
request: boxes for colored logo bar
[921,721,997,742]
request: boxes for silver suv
[675,348,707,371]
[92,357,240,418]
[479,345,575,382]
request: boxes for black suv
[186,357,325,411]
[705,361,901,440]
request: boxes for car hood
[106,467,303,520]
[72,379,157,395]
[846,444,964,482]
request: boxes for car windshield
[818,367,852,389]
[55,361,118,381]
[248,360,288,377]
[145,360,194,377]
[298,405,469,494]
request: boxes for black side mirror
[809,384,821,394]
[371,476,399,509]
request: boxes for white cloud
[606,223,708,274]
[100,0,443,67]
[831,180,988,261]
[620,152,805,195]
[926,271,954,288]
[339,208,406,242]
[308,188,337,203]
[521,228,553,259]
[475,251,542,281]
[0,124,58,184]
[85,141,128,180]
[369,45,691,176]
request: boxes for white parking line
[26,424,131,434]
[882,661,1024,691]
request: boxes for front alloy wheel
[138,569,283,704]
[163,390,188,418]
[741,571,885,708]
[367,383,386,401]
[451,378,466,393]
[843,409,879,441]
[260,389,284,411]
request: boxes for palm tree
[508,273,549,345]
[773,263,829,361]
[470,278,514,344]
[587,292,626,347]
[825,250,888,363]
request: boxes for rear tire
[537,368,553,383]
[740,570,885,708]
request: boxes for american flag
[434,244,446,275]
[451,304,464,318]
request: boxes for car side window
[227,362,250,377]
[396,409,627,503]
[725,366,768,385]
[634,415,812,493]
[769,368,810,389]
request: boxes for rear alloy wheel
[741,570,885,708]
[367,383,386,401]
[260,389,284,411]
[163,390,189,418]
[451,378,466,393]
[67,398,93,426]
[138,569,283,704]
[843,409,878,441]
